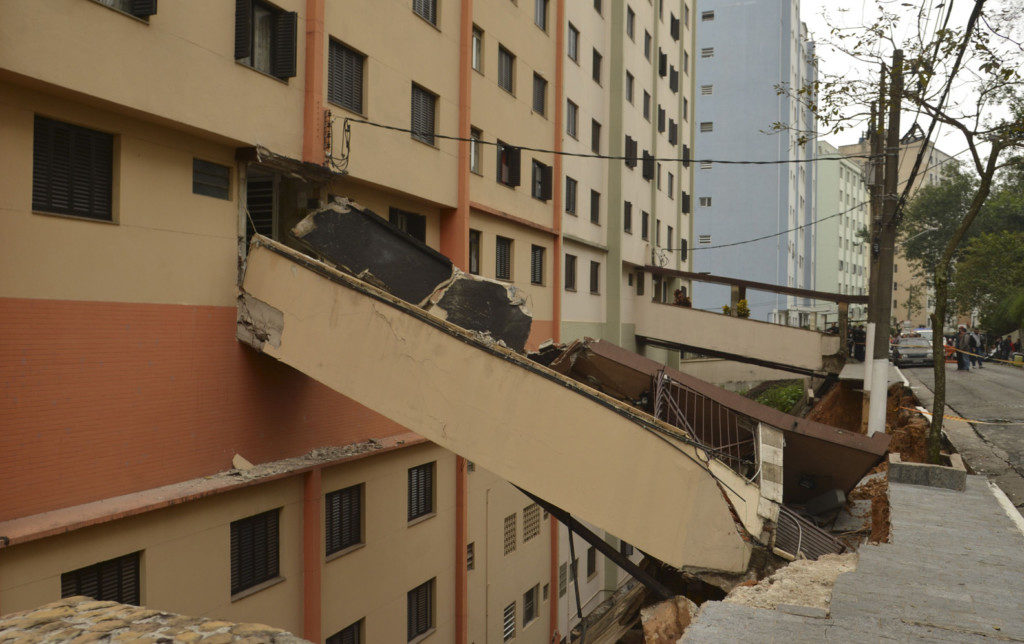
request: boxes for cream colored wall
[0,0,305,157]
[469,0,557,230]
[468,211,555,321]
[466,465,551,644]
[325,0,459,209]
[0,477,305,632]
[320,444,456,643]
[560,239,607,327]
[0,83,239,306]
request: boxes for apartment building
[814,141,869,323]
[691,0,818,324]
[0,1,694,642]
[840,125,955,329]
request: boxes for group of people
[951,327,989,371]
[996,335,1021,360]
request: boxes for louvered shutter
[231,510,279,595]
[234,0,251,60]
[668,121,677,146]
[130,0,158,18]
[659,51,667,76]
[680,238,688,261]
[508,146,521,186]
[540,164,552,200]
[61,553,139,604]
[533,75,546,114]
[413,0,437,25]
[32,116,113,222]
[271,11,297,79]
[411,86,436,145]
[329,41,363,113]
[670,15,680,40]
[681,191,691,213]
[658,107,665,133]
[642,150,654,180]
[683,144,691,168]
[670,68,679,93]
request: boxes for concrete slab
[837,361,904,386]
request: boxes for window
[566,100,578,138]
[390,208,427,243]
[61,552,140,605]
[625,72,634,103]
[644,31,652,60]
[412,0,437,25]
[589,261,600,294]
[642,150,654,180]
[559,563,568,597]
[504,513,517,554]
[658,49,667,77]
[568,23,579,62]
[593,0,602,13]
[410,84,437,145]
[667,173,674,196]
[643,91,651,120]
[701,47,714,58]
[325,484,362,556]
[531,160,552,200]
[702,10,714,20]
[565,254,577,291]
[535,0,549,30]
[93,0,157,19]
[683,97,688,121]
[408,462,435,521]
[624,201,633,233]
[530,246,545,285]
[327,620,363,644]
[408,579,434,641]
[656,219,661,245]
[657,163,661,188]
[327,40,365,114]
[32,116,113,222]
[532,73,547,115]
[234,0,298,80]
[620,541,635,556]
[467,542,475,570]
[230,509,280,596]
[565,176,578,214]
[683,50,689,72]
[699,233,711,244]
[591,119,601,154]
[502,602,516,641]
[636,270,645,295]
[590,190,600,224]
[626,6,635,39]
[670,13,680,40]
[701,84,713,95]
[586,545,597,578]
[523,585,539,625]
[469,229,481,275]
[192,158,231,200]
[700,121,713,133]
[496,236,513,280]
[669,66,678,93]
[625,136,638,168]
[641,211,650,240]
[592,49,602,84]
[470,127,483,174]
[498,46,515,94]
[667,225,674,247]
[668,120,678,146]
[699,196,712,207]
[523,503,542,540]
[658,106,665,132]
[497,141,521,187]
[472,26,483,71]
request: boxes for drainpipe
[303,467,322,642]
[302,0,326,165]
[550,2,565,640]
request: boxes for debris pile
[225,439,385,481]
[723,552,858,613]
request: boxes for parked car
[892,335,933,367]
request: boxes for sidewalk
[684,476,1024,642]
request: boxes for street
[909,362,1024,506]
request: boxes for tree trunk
[928,270,949,464]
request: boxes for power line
[338,116,882,166]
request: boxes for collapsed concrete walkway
[684,476,1024,642]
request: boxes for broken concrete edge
[237,292,284,351]
[239,236,772,546]
[888,452,967,492]
[0,433,423,550]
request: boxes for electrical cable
[338,116,882,166]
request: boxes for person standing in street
[956,327,971,371]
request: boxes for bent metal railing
[651,370,759,481]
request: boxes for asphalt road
[908,362,1024,495]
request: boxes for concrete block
[777,604,829,619]
[888,454,967,491]
[805,489,846,516]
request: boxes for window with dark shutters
[271,11,297,79]
[591,120,601,154]
[328,40,365,114]
[412,0,437,25]
[565,176,577,214]
[636,270,645,295]
[624,201,633,233]
[407,579,434,641]
[230,509,280,596]
[498,46,515,93]
[641,211,650,240]
[682,144,691,168]
[532,73,547,115]
[565,254,577,291]
[590,190,600,224]
[234,1,297,80]
[658,107,665,133]
[61,552,140,605]
[469,229,481,274]
[624,136,638,168]
[96,0,158,19]
[670,14,680,40]
[407,462,435,521]
[680,238,688,261]
[668,120,677,146]
[670,67,679,93]
[592,49,602,84]
[642,150,655,180]
[589,261,600,294]
[33,116,114,222]
[497,142,521,187]
[245,172,275,241]
[659,50,667,76]
[681,191,691,213]
[531,160,552,201]
[530,245,545,285]
[327,620,363,644]
[193,159,231,200]
[495,236,512,280]
[325,484,362,556]
[410,84,437,146]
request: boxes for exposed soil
[806,381,864,432]
[870,489,891,543]
[723,553,858,611]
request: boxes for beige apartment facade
[1,0,696,642]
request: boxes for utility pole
[867,50,903,435]
[860,97,881,432]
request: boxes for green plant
[755,382,804,413]
[722,305,732,316]
[736,299,751,318]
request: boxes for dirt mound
[806,382,864,432]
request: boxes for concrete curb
[888,452,966,491]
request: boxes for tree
[950,231,1024,333]
[779,0,1024,463]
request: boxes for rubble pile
[723,552,858,613]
